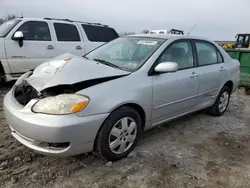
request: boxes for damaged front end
[40,75,124,97]
[12,53,130,107]
[13,73,125,106]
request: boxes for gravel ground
[0,84,250,188]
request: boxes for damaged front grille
[14,80,39,106]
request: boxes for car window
[195,41,218,66]
[237,35,244,45]
[217,50,223,63]
[85,37,165,71]
[245,36,249,43]
[158,41,194,70]
[54,23,80,41]
[16,21,51,41]
[82,24,119,42]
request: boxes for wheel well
[125,103,146,130]
[93,103,146,151]
[224,81,233,93]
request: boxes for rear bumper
[232,76,240,93]
[3,90,109,156]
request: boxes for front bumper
[3,90,109,156]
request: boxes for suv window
[16,21,51,41]
[82,24,118,42]
[158,41,194,70]
[54,23,80,41]
[195,41,221,66]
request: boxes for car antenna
[187,24,196,36]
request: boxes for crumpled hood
[25,53,130,92]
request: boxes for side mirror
[13,31,24,47]
[154,62,178,73]
[13,31,24,40]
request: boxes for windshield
[85,37,165,71]
[0,19,21,37]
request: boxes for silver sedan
[3,34,240,161]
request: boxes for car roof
[126,34,213,42]
[14,17,110,28]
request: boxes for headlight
[32,94,89,115]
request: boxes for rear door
[193,40,225,110]
[5,21,55,73]
[52,22,85,56]
[80,24,119,53]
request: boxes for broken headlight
[32,94,89,115]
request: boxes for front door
[5,21,55,73]
[152,40,199,125]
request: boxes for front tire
[95,106,142,161]
[208,86,230,116]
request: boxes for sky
[0,0,249,40]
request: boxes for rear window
[82,24,118,42]
[54,23,80,41]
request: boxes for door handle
[76,45,82,50]
[220,66,226,71]
[190,72,199,78]
[47,45,54,50]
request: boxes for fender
[215,80,234,100]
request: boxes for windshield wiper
[93,58,120,69]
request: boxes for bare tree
[142,29,149,34]
[0,14,17,25]
[5,14,16,21]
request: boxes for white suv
[0,17,119,82]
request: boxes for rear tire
[245,87,250,95]
[95,106,142,161]
[208,86,230,116]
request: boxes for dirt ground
[0,84,250,188]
